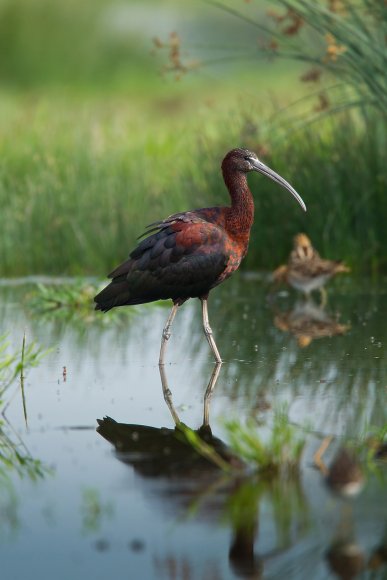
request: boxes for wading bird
[95,148,306,364]
[272,233,350,304]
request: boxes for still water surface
[0,276,386,579]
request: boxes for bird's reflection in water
[324,448,364,578]
[273,298,349,348]
[325,510,365,580]
[97,365,308,579]
[159,362,222,428]
[314,439,365,498]
[368,524,387,573]
[97,363,242,477]
[314,440,387,577]
[314,442,366,579]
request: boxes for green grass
[224,410,306,474]
[0,333,51,487]
[0,93,385,276]
[211,0,387,117]
[175,409,305,475]
[0,0,386,276]
[25,280,160,325]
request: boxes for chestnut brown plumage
[95,148,306,363]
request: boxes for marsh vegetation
[0,0,386,276]
[1,1,386,578]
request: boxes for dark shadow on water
[96,416,243,478]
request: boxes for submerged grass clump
[224,410,306,474]
[27,281,98,313]
[26,280,163,325]
[177,410,306,475]
[176,423,238,473]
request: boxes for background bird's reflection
[272,298,349,348]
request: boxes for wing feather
[95,217,228,311]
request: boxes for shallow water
[0,276,386,580]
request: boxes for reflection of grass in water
[0,419,48,480]
[0,426,50,537]
[0,333,52,535]
[0,333,50,481]
[176,424,309,551]
[224,472,309,551]
[360,423,387,477]
[80,488,114,534]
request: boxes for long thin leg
[203,362,222,426]
[158,364,180,425]
[320,286,328,308]
[159,303,179,365]
[201,298,222,363]
[313,435,333,476]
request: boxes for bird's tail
[94,278,131,312]
[271,264,288,285]
[94,277,156,311]
[334,262,351,274]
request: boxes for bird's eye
[243,155,250,161]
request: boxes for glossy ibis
[273,233,350,304]
[94,148,306,363]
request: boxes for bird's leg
[159,302,179,365]
[201,298,222,363]
[158,364,180,425]
[304,290,311,303]
[320,287,328,308]
[313,435,333,476]
[203,362,222,426]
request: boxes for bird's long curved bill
[252,159,306,212]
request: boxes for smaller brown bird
[272,233,350,304]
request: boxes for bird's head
[223,148,306,212]
[293,233,312,249]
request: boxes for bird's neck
[223,168,254,236]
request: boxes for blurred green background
[0,0,385,276]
